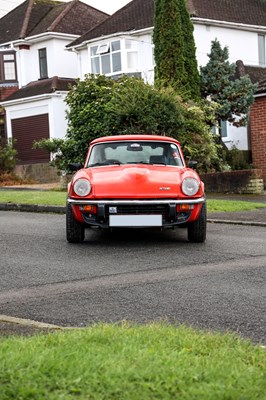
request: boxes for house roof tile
[68,0,154,47]
[68,0,266,47]
[0,0,108,45]
[255,79,266,94]
[2,77,76,101]
[191,0,266,26]
[235,60,266,94]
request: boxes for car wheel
[66,203,85,243]
[187,203,206,243]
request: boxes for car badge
[109,206,118,214]
[159,187,171,191]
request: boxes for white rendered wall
[193,23,259,67]
[222,124,249,150]
[17,38,78,87]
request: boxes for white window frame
[96,43,110,55]
[221,120,228,138]
[0,51,17,82]
[125,39,139,71]
[90,40,122,75]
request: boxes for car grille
[106,204,169,218]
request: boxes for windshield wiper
[126,161,150,165]
[88,161,121,167]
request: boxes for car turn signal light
[176,204,194,212]
[81,205,97,214]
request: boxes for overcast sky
[0,0,132,18]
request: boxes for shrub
[36,75,222,174]
[225,146,252,170]
[0,139,17,173]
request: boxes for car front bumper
[67,197,206,228]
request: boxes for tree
[153,0,200,100]
[200,39,256,140]
[178,0,200,100]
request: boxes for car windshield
[87,141,184,167]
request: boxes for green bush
[35,75,221,174]
[0,139,17,173]
[224,146,252,170]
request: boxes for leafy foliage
[200,39,256,128]
[224,146,252,170]
[36,75,220,174]
[0,139,17,173]
[153,0,200,100]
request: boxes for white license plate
[109,215,162,227]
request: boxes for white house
[0,0,108,166]
[67,0,266,151]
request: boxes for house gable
[0,0,109,46]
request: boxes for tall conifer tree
[153,0,200,100]
[179,0,200,99]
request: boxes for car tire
[187,203,206,243]
[66,203,85,243]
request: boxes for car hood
[74,164,195,198]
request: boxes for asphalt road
[0,211,265,344]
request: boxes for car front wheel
[187,203,206,243]
[66,203,85,243]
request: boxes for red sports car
[67,135,206,243]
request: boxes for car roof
[90,135,180,145]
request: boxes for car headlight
[73,179,91,197]
[182,178,200,196]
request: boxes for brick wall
[200,169,264,194]
[249,97,266,188]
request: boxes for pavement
[0,184,265,337]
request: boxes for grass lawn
[0,190,265,212]
[0,323,265,400]
[207,199,266,212]
[0,190,67,206]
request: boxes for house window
[39,48,48,79]
[125,39,138,70]
[258,34,265,66]
[221,120,227,138]
[0,52,17,82]
[212,121,227,138]
[90,40,121,75]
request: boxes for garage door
[11,114,50,164]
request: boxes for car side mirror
[69,163,83,171]
[188,160,198,170]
